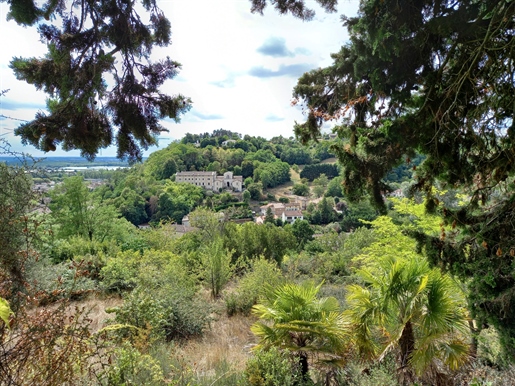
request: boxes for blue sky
[0,0,358,157]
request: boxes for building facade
[258,202,304,224]
[175,171,243,192]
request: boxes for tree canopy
[283,0,515,355]
[6,0,190,162]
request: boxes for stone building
[175,171,243,192]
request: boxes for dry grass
[174,311,257,373]
[67,294,256,376]
[64,294,123,333]
[321,157,337,164]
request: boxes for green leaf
[0,297,13,327]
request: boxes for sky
[0,0,358,158]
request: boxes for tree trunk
[468,319,478,358]
[298,352,309,382]
[398,320,415,386]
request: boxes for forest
[1,0,515,385]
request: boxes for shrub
[245,347,306,386]
[101,250,142,292]
[200,239,233,299]
[48,236,119,263]
[26,258,97,302]
[105,342,166,386]
[225,258,283,317]
[106,250,211,341]
[334,358,398,386]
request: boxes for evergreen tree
[264,207,275,224]
[266,0,515,355]
[6,0,190,162]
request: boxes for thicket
[300,163,339,181]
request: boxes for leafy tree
[156,158,177,180]
[313,184,325,199]
[50,175,120,242]
[243,190,251,204]
[310,197,335,225]
[188,207,222,241]
[112,188,148,225]
[153,181,204,222]
[223,222,296,264]
[292,183,309,197]
[264,207,275,224]
[291,220,314,249]
[339,200,378,232]
[0,141,38,302]
[285,0,515,354]
[251,282,349,380]
[200,238,233,299]
[246,182,263,201]
[325,176,343,198]
[313,173,329,188]
[300,164,338,181]
[7,0,190,161]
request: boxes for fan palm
[346,253,470,385]
[251,282,350,380]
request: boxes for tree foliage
[346,216,470,384]
[300,163,338,181]
[6,0,190,162]
[50,175,122,242]
[249,0,337,21]
[285,0,515,354]
[0,140,39,301]
[251,281,349,379]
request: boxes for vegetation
[2,0,515,383]
[290,0,515,356]
[251,282,349,380]
[1,131,514,384]
[7,0,190,162]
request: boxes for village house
[257,202,304,224]
[175,171,243,192]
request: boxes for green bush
[106,250,211,341]
[101,250,142,292]
[225,258,283,317]
[48,236,120,263]
[245,347,307,386]
[104,342,166,386]
[26,258,97,301]
[334,358,398,386]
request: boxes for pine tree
[265,0,515,356]
[264,206,275,224]
[6,0,190,162]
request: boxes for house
[175,171,243,192]
[258,202,303,224]
[221,139,236,147]
[389,188,405,198]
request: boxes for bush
[334,359,399,386]
[292,183,309,196]
[106,250,211,341]
[225,258,283,317]
[48,236,120,263]
[105,342,166,386]
[26,257,98,302]
[245,347,307,386]
[101,250,142,292]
